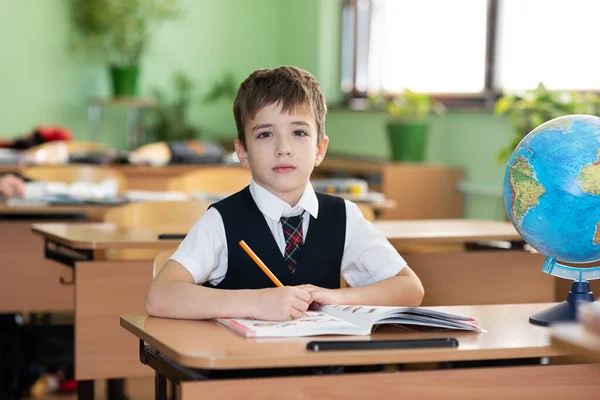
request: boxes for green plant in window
[369,89,446,121]
[495,83,600,162]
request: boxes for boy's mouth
[273,164,296,174]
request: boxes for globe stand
[529,281,595,326]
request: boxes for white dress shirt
[170,180,406,287]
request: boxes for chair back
[167,166,252,194]
[356,203,375,222]
[103,200,211,260]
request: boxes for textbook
[217,305,484,338]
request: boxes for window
[342,0,600,102]
[496,0,600,91]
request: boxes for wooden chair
[339,203,376,289]
[103,200,212,260]
[166,166,252,194]
[21,164,127,191]
[356,203,376,222]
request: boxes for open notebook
[217,305,484,338]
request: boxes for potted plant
[146,72,198,142]
[495,83,600,162]
[71,0,179,97]
[145,72,237,142]
[370,90,445,162]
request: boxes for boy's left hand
[296,284,344,307]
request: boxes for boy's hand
[0,174,25,198]
[251,286,310,321]
[297,284,344,307]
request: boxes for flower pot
[386,121,428,162]
[109,65,140,97]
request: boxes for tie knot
[280,215,303,229]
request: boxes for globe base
[529,281,595,326]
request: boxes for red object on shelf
[0,125,72,149]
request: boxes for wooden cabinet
[315,157,464,220]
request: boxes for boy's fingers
[289,308,303,319]
[292,298,309,312]
[293,288,311,302]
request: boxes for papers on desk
[191,191,229,202]
[122,190,190,202]
[6,179,121,206]
[0,149,23,164]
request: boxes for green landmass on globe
[508,156,546,224]
[577,149,600,195]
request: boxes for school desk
[32,218,584,307]
[551,323,600,363]
[120,303,600,400]
[1,157,463,218]
[30,219,588,399]
[0,204,115,313]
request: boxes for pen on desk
[306,338,459,352]
[239,240,284,287]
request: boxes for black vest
[208,186,346,290]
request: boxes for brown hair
[233,66,327,148]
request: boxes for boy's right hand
[250,287,310,321]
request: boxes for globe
[503,114,600,325]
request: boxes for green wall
[0,0,281,147]
[0,0,513,219]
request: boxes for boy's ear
[314,135,329,167]
[234,139,249,167]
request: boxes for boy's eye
[256,131,272,139]
[293,130,308,137]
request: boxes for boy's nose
[275,139,293,156]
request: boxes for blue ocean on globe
[504,115,600,265]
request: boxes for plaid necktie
[281,215,304,273]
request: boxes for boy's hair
[233,66,327,148]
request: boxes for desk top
[31,223,187,249]
[121,303,562,370]
[31,219,522,250]
[551,323,600,363]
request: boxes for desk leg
[107,378,126,400]
[170,381,177,400]
[77,380,94,400]
[155,372,167,400]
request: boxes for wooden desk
[29,219,596,398]
[0,163,203,191]
[2,158,464,218]
[551,323,600,363]
[121,303,600,400]
[316,157,464,220]
[32,218,519,250]
[33,219,572,307]
[0,204,116,313]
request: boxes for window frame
[341,0,500,110]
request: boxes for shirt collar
[249,180,319,222]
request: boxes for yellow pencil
[239,240,284,287]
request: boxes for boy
[145,66,424,321]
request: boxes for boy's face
[234,102,328,204]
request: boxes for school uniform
[170,180,407,377]
[171,180,406,289]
